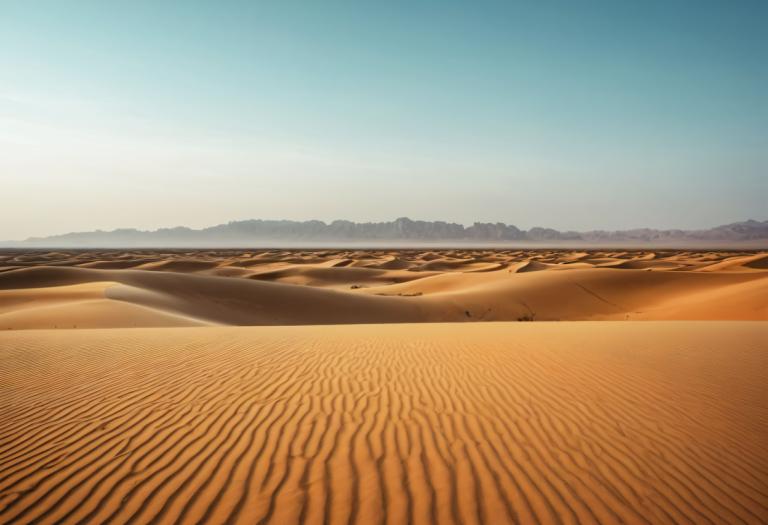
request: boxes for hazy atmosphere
[2,3,768,524]
[2,0,766,240]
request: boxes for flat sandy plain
[1,249,767,524]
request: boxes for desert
[3,1,768,522]
[1,322,766,524]
[1,249,767,524]
[1,248,766,329]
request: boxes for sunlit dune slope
[0,322,766,524]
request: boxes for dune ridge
[0,322,766,524]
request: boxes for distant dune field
[1,322,766,524]
[1,249,766,329]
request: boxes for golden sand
[1,322,766,524]
[1,249,766,329]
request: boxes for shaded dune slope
[0,267,424,327]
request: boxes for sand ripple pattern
[1,322,767,524]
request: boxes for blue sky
[1,1,766,239]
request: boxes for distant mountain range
[3,218,767,248]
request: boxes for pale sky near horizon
[1,1,766,240]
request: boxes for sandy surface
[1,249,766,523]
[1,249,766,329]
[0,322,766,524]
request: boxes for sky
[1,0,766,240]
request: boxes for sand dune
[695,253,768,272]
[1,249,766,523]
[0,281,209,329]
[0,266,425,328]
[0,322,765,524]
[0,248,766,329]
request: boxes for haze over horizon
[11,215,768,237]
[2,1,766,240]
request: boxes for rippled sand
[1,322,766,524]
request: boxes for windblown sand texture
[1,249,767,524]
[0,323,766,524]
[1,249,766,328]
